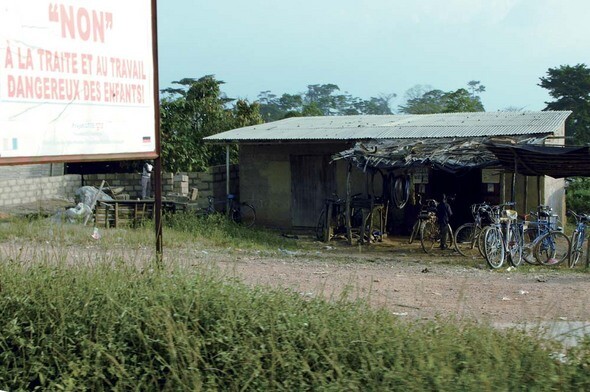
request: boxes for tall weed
[0,260,588,391]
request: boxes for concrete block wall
[0,174,81,207]
[83,165,239,207]
[178,165,240,208]
[0,163,64,179]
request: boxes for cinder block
[174,174,189,182]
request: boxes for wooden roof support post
[346,162,352,245]
[511,150,518,203]
[500,172,506,203]
[537,176,542,207]
[523,176,529,215]
[511,172,516,204]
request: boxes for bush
[567,177,590,213]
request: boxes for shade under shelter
[485,142,590,178]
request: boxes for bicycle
[408,197,437,244]
[520,205,558,265]
[203,194,256,228]
[454,202,492,258]
[530,207,569,266]
[419,203,454,253]
[481,202,523,269]
[316,193,366,242]
[316,194,346,241]
[567,210,590,269]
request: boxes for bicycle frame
[206,195,232,215]
[316,193,366,242]
[454,202,492,257]
[408,199,437,244]
[568,210,590,268]
[482,202,522,269]
[203,194,256,227]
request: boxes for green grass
[0,211,299,252]
[0,216,589,390]
[0,260,589,391]
[164,211,300,250]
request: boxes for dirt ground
[0,198,588,326]
[197,235,590,325]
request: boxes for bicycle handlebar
[567,210,590,224]
[324,192,363,203]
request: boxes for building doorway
[290,155,336,228]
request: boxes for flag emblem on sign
[143,136,151,143]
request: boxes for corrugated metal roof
[204,111,571,142]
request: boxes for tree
[351,94,396,115]
[398,89,446,114]
[467,80,486,98]
[398,82,485,114]
[539,64,590,145]
[301,102,324,117]
[257,84,395,120]
[443,88,484,113]
[160,75,263,172]
[258,91,303,122]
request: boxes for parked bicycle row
[315,193,387,244]
[452,201,590,269]
[315,188,589,270]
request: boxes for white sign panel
[0,0,156,162]
[412,167,429,184]
[482,168,501,184]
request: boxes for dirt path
[1,230,588,325]
[193,236,590,325]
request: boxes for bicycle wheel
[568,230,583,268]
[445,224,454,249]
[392,175,410,209]
[483,226,505,269]
[408,220,421,244]
[478,225,491,258]
[454,223,481,258]
[535,231,570,266]
[371,169,386,201]
[522,227,539,265]
[315,209,327,241]
[232,203,256,228]
[420,220,438,253]
[507,225,523,267]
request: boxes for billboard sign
[0,0,157,164]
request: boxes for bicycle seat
[418,211,435,220]
[537,205,552,217]
[502,209,518,221]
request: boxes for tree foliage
[258,84,395,122]
[566,177,590,213]
[539,64,590,145]
[398,81,485,114]
[160,75,263,173]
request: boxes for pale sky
[157,0,590,112]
